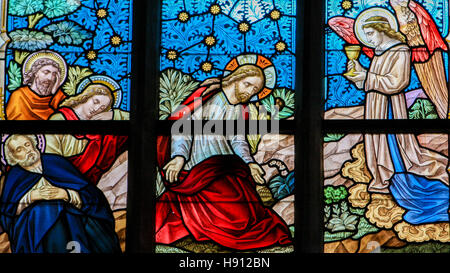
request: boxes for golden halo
[223,53,276,100]
[354,7,398,48]
[76,75,122,108]
[22,50,67,86]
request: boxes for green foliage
[351,217,379,240]
[268,171,295,200]
[381,242,450,253]
[408,98,438,119]
[348,206,365,216]
[260,88,295,119]
[324,185,348,204]
[155,244,189,253]
[9,29,53,51]
[62,66,93,95]
[324,230,355,242]
[8,0,44,16]
[325,201,358,233]
[159,69,199,120]
[323,191,378,242]
[324,133,345,142]
[289,226,295,239]
[7,61,22,91]
[43,0,81,18]
[44,21,92,45]
[8,0,80,18]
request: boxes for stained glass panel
[324,0,449,120]
[323,133,449,253]
[0,133,128,253]
[1,0,132,120]
[155,133,295,253]
[159,0,296,121]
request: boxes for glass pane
[1,0,132,120]
[0,133,128,253]
[156,133,295,253]
[324,0,449,120]
[159,0,296,121]
[323,133,449,253]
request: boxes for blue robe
[0,154,121,253]
[386,99,449,224]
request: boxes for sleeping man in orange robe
[6,51,67,120]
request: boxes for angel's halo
[354,7,399,48]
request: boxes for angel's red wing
[409,1,448,55]
[328,16,374,58]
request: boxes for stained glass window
[325,0,449,120]
[323,133,449,253]
[322,0,450,254]
[1,0,132,120]
[0,133,128,253]
[156,0,297,254]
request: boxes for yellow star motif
[166,50,178,60]
[86,50,97,60]
[238,22,250,33]
[178,11,189,22]
[275,41,287,52]
[270,9,281,20]
[96,8,108,19]
[210,4,221,15]
[201,62,213,72]
[204,35,216,46]
[110,35,122,46]
[341,0,353,10]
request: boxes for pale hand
[50,72,61,95]
[30,185,69,202]
[345,60,366,83]
[163,156,185,183]
[91,110,114,120]
[249,163,266,185]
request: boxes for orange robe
[6,86,67,120]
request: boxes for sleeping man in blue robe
[0,134,121,253]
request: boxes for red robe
[156,86,292,250]
[57,107,128,185]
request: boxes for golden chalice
[343,45,361,77]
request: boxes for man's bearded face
[34,65,59,95]
[8,136,40,168]
[234,76,264,103]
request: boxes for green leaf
[408,98,438,120]
[159,69,199,120]
[44,21,92,46]
[9,0,44,16]
[351,217,379,240]
[43,0,81,18]
[9,29,53,51]
[7,61,22,91]
[260,88,295,120]
[331,224,346,232]
[62,66,93,96]
[329,218,343,225]
[324,231,354,242]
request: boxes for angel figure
[328,0,449,119]
[341,8,449,225]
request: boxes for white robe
[171,92,254,170]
